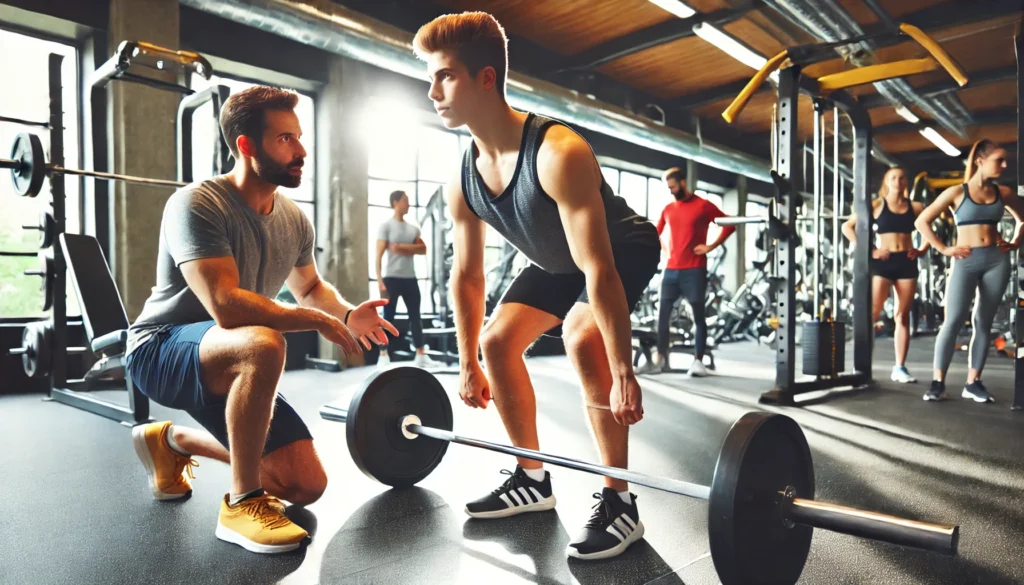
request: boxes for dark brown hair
[413,12,509,98]
[390,190,407,208]
[965,139,1000,179]
[219,86,300,158]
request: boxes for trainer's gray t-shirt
[126,176,315,354]
[376,217,420,279]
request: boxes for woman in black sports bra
[842,166,927,384]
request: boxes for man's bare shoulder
[536,124,594,177]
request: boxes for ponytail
[966,139,998,180]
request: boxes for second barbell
[1,132,187,198]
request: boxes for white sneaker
[890,365,916,383]
[377,353,391,369]
[635,356,662,375]
[413,353,444,369]
[688,358,708,377]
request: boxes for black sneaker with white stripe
[567,488,645,560]
[464,466,556,519]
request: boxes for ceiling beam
[873,108,1018,136]
[556,4,756,72]
[669,79,760,110]
[901,143,1017,162]
[860,65,1018,109]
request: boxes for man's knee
[564,322,602,358]
[263,452,328,506]
[480,322,528,363]
[242,327,287,367]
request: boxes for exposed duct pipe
[180,0,773,182]
[763,0,972,139]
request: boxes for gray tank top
[954,183,1005,226]
[460,113,658,274]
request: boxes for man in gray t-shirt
[374,190,441,368]
[124,86,396,554]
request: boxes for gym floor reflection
[3,338,1023,585]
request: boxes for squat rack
[723,23,968,405]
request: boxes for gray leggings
[933,246,1011,374]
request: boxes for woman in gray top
[914,139,1024,404]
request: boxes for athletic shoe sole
[891,374,916,383]
[131,425,190,501]
[464,495,556,519]
[214,523,303,554]
[962,389,995,403]
[922,393,946,402]
[566,521,646,561]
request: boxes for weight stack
[802,321,845,376]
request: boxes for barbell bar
[320,367,958,585]
[2,132,186,198]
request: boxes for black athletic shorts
[498,243,661,329]
[871,251,919,282]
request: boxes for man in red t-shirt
[637,167,735,376]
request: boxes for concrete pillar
[108,0,180,319]
[316,56,371,365]
[721,175,747,294]
[686,159,699,191]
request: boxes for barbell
[7,321,87,378]
[320,367,959,585]
[2,132,187,198]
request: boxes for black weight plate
[709,412,815,585]
[22,321,52,379]
[11,132,45,198]
[346,366,453,488]
[40,251,55,312]
[39,212,56,249]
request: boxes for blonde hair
[413,12,509,98]
[965,139,1000,179]
[878,166,908,199]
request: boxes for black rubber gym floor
[4,336,1023,585]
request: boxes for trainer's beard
[253,148,302,188]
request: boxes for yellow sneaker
[215,493,309,554]
[131,421,198,500]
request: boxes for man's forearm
[453,272,486,365]
[215,288,325,332]
[710,227,735,250]
[299,279,355,320]
[586,268,634,377]
[393,243,427,255]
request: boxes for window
[363,98,470,316]
[618,171,648,218]
[647,177,672,222]
[0,30,81,318]
[188,74,317,226]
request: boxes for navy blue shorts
[125,321,311,456]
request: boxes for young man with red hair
[414,12,660,560]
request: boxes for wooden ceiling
[427,0,1020,182]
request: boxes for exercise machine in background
[722,22,968,405]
